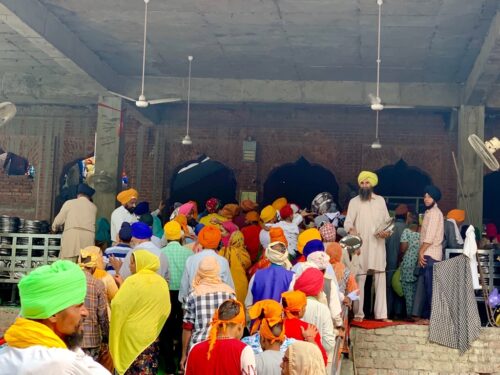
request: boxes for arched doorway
[169,155,237,208]
[263,157,339,209]
[484,171,500,228]
[375,159,432,212]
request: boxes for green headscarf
[19,260,87,319]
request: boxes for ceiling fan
[0,102,17,127]
[369,0,414,112]
[109,0,180,108]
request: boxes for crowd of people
[0,169,492,374]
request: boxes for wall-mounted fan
[0,102,17,127]
[109,0,180,108]
[368,0,414,112]
[468,134,500,171]
[87,170,115,193]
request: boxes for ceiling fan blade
[148,98,181,105]
[108,91,136,102]
[382,105,415,109]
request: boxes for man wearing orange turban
[110,188,139,243]
[443,209,465,250]
[179,226,235,304]
[344,170,391,321]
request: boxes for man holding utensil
[344,171,392,322]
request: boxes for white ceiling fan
[109,0,180,108]
[369,0,414,112]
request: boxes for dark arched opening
[262,157,339,209]
[375,159,432,213]
[169,155,237,208]
[484,171,500,228]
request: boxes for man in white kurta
[110,188,139,242]
[344,171,391,320]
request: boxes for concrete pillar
[93,96,124,220]
[457,105,484,229]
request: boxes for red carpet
[351,319,419,329]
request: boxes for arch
[169,155,237,208]
[262,157,339,209]
[374,159,432,212]
[484,171,500,228]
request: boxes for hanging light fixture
[371,111,382,149]
[182,55,193,145]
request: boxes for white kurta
[110,206,137,241]
[343,194,390,273]
[0,346,110,375]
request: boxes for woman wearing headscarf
[280,341,326,375]
[220,221,239,248]
[219,230,252,303]
[180,256,236,371]
[281,291,328,365]
[110,250,171,375]
[185,299,255,375]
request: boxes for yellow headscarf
[110,250,171,374]
[357,171,378,187]
[260,205,277,223]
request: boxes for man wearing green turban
[0,260,110,374]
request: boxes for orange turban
[272,197,287,211]
[207,299,245,359]
[297,228,321,254]
[220,204,240,220]
[260,205,277,223]
[174,214,189,234]
[269,227,288,246]
[248,299,283,334]
[447,209,465,223]
[281,290,307,319]
[116,189,138,205]
[259,318,285,344]
[326,242,343,264]
[241,200,258,212]
[245,211,260,224]
[198,226,222,249]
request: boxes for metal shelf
[0,233,61,283]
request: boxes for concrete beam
[0,0,120,92]
[122,77,462,107]
[464,12,500,105]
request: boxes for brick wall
[351,325,500,374]
[161,104,458,212]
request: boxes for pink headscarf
[221,221,238,247]
[178,202,195,216]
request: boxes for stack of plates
[48,238,60,247]
[0,215,20,233]
[19,220,42,234]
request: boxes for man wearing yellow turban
[0,260,109,373]
[344,170,391,322]
[110,188,139,242]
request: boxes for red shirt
[284,318,328,365]
[186,338,256,375]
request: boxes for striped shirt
[82,272,109,349]
[103,244,132,275]
[420,204,444,261]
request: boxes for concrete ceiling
[38,0,498,82]
[1,0,500,107]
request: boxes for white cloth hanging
[462,225,481,290]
